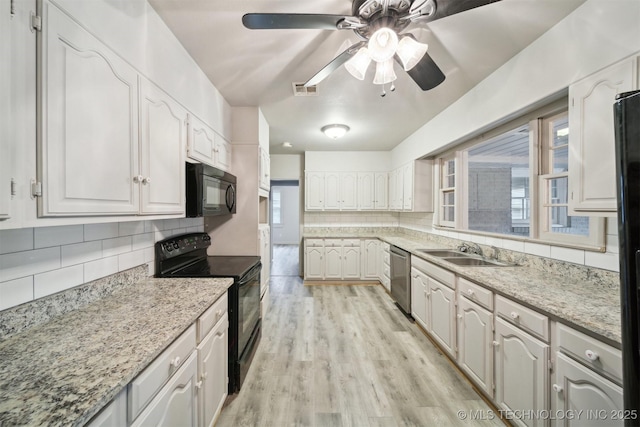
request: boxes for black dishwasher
[390,245,412,316]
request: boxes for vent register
[292,82,318,96]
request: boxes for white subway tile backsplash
[61,241,103,267]
[606,234,620,254]
[0,247,60,282]
[606,217,617,235]
[103,236,132,258]
[585,251,620,272]
[84,256,118,283]
[84,223,119,241]
[0,277,33,311]
[502,239,525,253]
[524,242,551,258]
[550,246,585,265]
[143,247,154,263]
[118,249,145,271]
[132,233,155,251]
[0,228,34,255]
[34,265,83,299]
[119,221,145,236]
[163,218,181,230]
[144,220,165,233]
[34,225,84,249]
[484,237,504,248]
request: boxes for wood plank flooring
[216,245,503,427]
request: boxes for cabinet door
[198,314,229,427]
[324,244,342,279]
[215,135,232,172]
[342,245,360,280]
[340,172,358,210]
[552,353,623,427]
[358,172,375,210]
[428,277,456,357]
[304,245,324,280]
[0,0,11,220]
[305,172,324,210]
[40,2,139,215]
[361,239,379,279]
[568,56,638,214]
[374,172,388,210]
[388,170,397,210]
[87,388,127,427]
[259,148,270,191]
[410,267,428,331]
[457,297,493,397]
[494,317,549,427]
[131,352,198,427]
[402,163,413,210]
[139,78,186,215]
[324,172,341,210]
[187,114,216,166]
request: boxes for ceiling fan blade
[242,13,352,30]
[403,52,445,91]
[431,0,501,22]
[304,41,367,87]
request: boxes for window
[272,188,282,225]
[436,107,604,248]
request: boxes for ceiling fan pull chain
[381,84,387,97]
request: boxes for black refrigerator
[614,89,640,423]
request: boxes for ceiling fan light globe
[397,36,428,71]
[373,59,397,85]
[368,27,399,62]
[344,47,372,80]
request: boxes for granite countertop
[303,230,621,347]
[0,277,233,427]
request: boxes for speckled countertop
[304,230,621,347]
[0,277,232,427]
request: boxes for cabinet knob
[195,380,203,390]
[492,341,500,347]
[467,289,475,297]
[585,349,600,361]
[202,372,208,380]
[552,384,563,394]
[142,177,151,185]
[510,311,520,320]
[457,314,463,320]
[170,356,181,368]
[133,175,143,184]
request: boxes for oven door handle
[237,262,262,286]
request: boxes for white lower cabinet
[303,238,360,281]
[552,353,623,427]
[410,266,429,331]
[304,239,324,280]
[457,296,493,397]
[197,313,229,427]
[87,388,127,427]
[131,352,199,427]
[427,277,456,358]
[361,239,380,280]
[494,317,549,427]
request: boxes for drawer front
[458,277,493,310]
[128,324,197,422]
[324,239,342,247]
[412,256,455,289]
[495,296,549,342]
[557,323,622,384]
[197,292,228,343]
[305,238,323,247]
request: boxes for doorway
[270,180,300,276]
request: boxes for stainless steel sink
[416,249,469,257]
[441,257,515,267]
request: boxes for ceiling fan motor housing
[350,0,436,38]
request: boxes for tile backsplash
[0,218,204,311]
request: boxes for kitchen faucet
[457,242,483,256]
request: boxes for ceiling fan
[242,0,501,92]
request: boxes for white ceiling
[149,0,585,155]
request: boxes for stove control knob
[173,242,179,249]
[165,244,173,252]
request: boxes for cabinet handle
[552,384,563,393]
[457,314,463,320]
[510,311,520,320]
[133,175,143,184]
[195,380,203,389]
[170,356,181,368]
[585,349,600,361]
[142,177,151,185]
[492,341,500,347]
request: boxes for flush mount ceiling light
[321,124,350,139]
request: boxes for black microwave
[186,163,236,217]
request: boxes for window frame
[434,103,605,251]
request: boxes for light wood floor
[216,245,503,427]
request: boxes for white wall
[391,0,640,167]
[305,151,391,172]
[271,154,303,180]
[271,186,300,245]
[0,218,204,311]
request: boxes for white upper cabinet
[258,147,270,192]
[187,113,231,171]
[305,172,324,211]
[358,172,388,210]
[39,2,140,216]
[139,78,186,215]
[568,55,638,215]
[0,0,12,221]
[340,172,358,210]
[374,172,389,210]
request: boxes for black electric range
[155,233,261,394]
